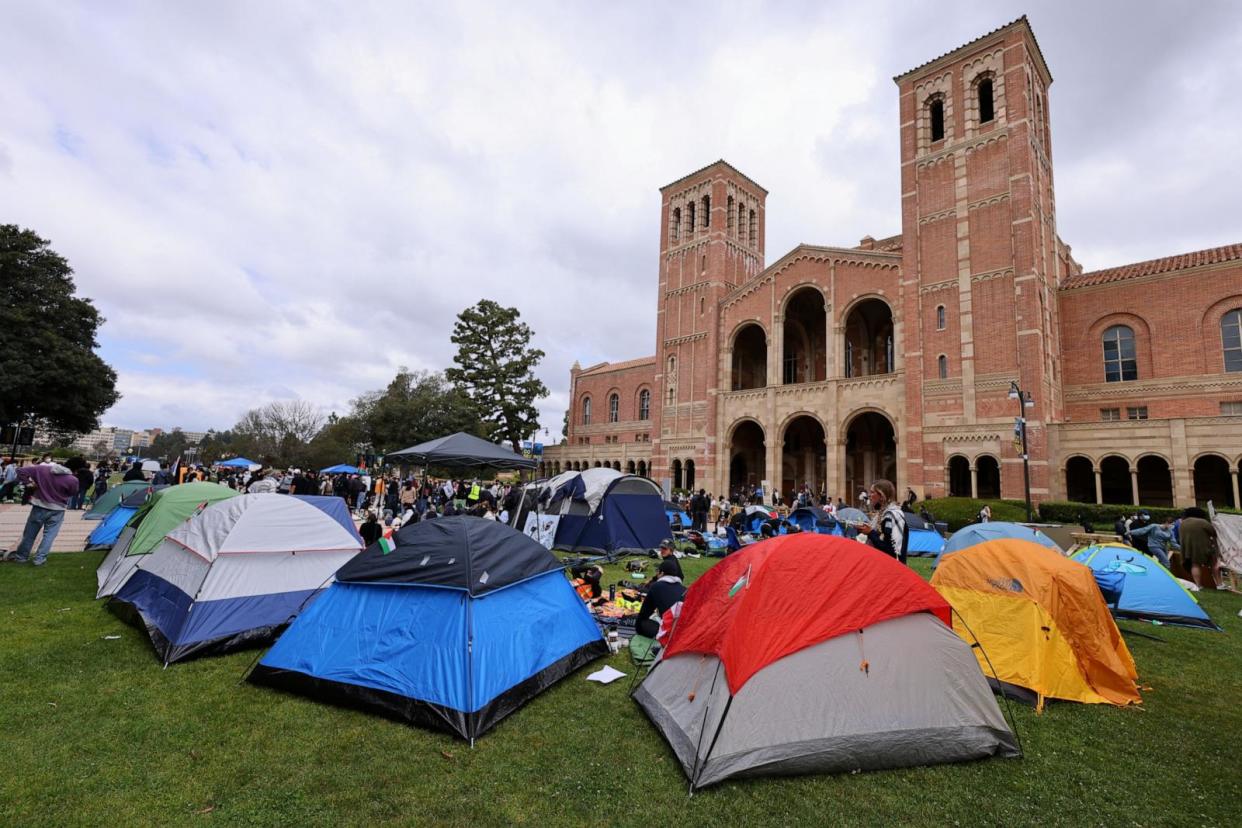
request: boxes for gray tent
[385,432,536,470]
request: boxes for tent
[249,516,607,741]
[665,500,692,530]
[634,534,1019,789]
[216,457,259,469]
[935,521,1060,567]
[319,464,360,475]
[95,481,241,599]
[84,481,151,521]
[787,507,841,535]
[834,506,867,524]
[520,468,671,555]
[292,494,364,541]
[108,493,364,664]
[386,431,536,470]
[731,504,778,535]
[85,486,158,550]
[1209,506,1242,578]
[903,510,946,556]
[931,538,1140,708]
[1071,542,1219,630]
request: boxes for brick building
[543,17,1242,510]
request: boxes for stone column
[1231,469,1240,511]
[970,465,978,499]
[1094,468,1103,505]
[824,304,835,381]
[1130,468,1140,506]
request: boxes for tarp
[386,432,536,470]
[216,457,258,468]
[249,517,606,740]
[84,481,151,520]
[931,538,1140,707]
[1209,507,1242,574]
[85,505,140,550]
[935,521,1061,567]
[1072,542,1218,629]
[108,494,364,663]
[319,464,360,475]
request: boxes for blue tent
[320,464,360,475]
[787,507,843,535]
[665,501,692,530]
[249,517,607,741]
[544,469,672,555]
[935,521,1060,568]
[903,510,946,557]
[217,457,258,468]
[84,486,159,550]
[1072,542,1219,630]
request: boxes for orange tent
[931,538,1140,708]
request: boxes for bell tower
[651,160,767,493]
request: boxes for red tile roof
[1060,243,1242,290]
[577,356,656,377]
[894,16,1050,85]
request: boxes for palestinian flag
[378,537,396,556]
[729,564,752,598]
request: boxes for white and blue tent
[517,468,671,555]
[108,494,364,664]
[935,521,1060,568]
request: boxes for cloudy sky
[3,1,1239,442]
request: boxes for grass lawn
[1,552,1239,826]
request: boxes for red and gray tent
[633,534,1019,789]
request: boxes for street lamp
[1008,381,1035,522]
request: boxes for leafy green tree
[148,428,189,461]
[353,369,480,454]
[562,410,569,438]
[0,225,120,433]
[444,300,548,451]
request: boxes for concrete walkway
[0,504,98,554]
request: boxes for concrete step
[0,504,102,554]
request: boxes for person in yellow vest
[468,480,482,504]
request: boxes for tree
[444,300,548,451]
[353,369,480,454]
[231,400,325,467]
[0,225,120,433]
[148,428,189,461]
[562,410,569,438]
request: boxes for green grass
[1,553,1240,826]
[921,497,1031,530]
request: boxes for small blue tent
[319,464,360,475]
[935,521,1060,568]
[1072,542,1219,630]
[540,468,672,555]
[85,487,157,550]
[249,516,607,740]
[665,501,692,530]
[216,457,258,468]
[903,510,946,557]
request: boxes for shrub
[1037,500,1240,525]
[917,497,1029,531]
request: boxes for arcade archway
[783,288,826,385]
[728,420,766,498]
[844,411,896,498]
[843,299,894,377]
[731,324,767,390]
[782,415,826,502]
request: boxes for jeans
[13,506,66,564]
[1148,546,1171,569]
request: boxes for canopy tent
[84,481,151,521]
[931,538,1140,708]
[903,510,947,556]
[935,521,1061,568]
[1072,542,1219,630]
[319,464,360,475]
[635,534,1018,789]
[108,493,364,664]
[386,432,536,470]
[215,457,258,469]
[249,516,607,741]
[834,507,868,524]
[84,486,163,550]
[96,481,239,599]
[514,468,671,555]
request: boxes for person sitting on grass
[653,538,683,580]
[636,559,686,639]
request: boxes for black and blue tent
[787,507,843,535]
[533,468,671,555]
[903,510,946,557]
[248,516,607,741]
[935,521,1059,568]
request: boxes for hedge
[1037,500,1241,525]
[917,497,1030,531]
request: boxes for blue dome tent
[787,507,843,535]
[1072,542,1219,630]
[249,517,607,741]
[903,510,946,556]
[935,521,1060,568]
[518,468,672,555]
[85,486,160,550]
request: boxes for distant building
[72,427,134,456]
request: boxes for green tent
[95,482,239,599]
[84,481,151,520]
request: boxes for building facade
[542,17,1242,509]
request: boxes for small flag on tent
[729,564,752,598]
[378,537,396,555]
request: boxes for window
[608,393,619,423]
[671,207,680,242]
[1100,408,1120,421]
[638,389,650,420]
[1222,401,1242,416]
[687,201,696,234]
[748,209,757,245]
[1102,325,1138,382]
[699,296,705,314]
[1222,309,1242,372]
[1127,406,1149,421]
[701,255,706,274]
[727,196,734,234]
[978,77,994,123]
[581,397,591,425]
[937,354,948,379]
[701,195,710,228]
[929,97,945,142]
[936,305,946,330]
[738,204,746,238]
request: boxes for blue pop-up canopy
[217,457,258,468]
[320,464,360,475]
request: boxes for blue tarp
[217,457,258,468]
[86,505,138,549]
[320,464,360,475]
[935,521,1060,568]
[1072,543,1218,629]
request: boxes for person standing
[122,461,146,482]
[1179,508,1220,590]
[855,479,908,564]
[3,461,79,566]
[71,459,94,510]
[0,459,19,501]
[1129,515,1179,569]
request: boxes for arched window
[936,304,946,330]
[727,196,734,234]
[1102,325,1138,382]
[699,296,705,314]
[638,389,650,420]
[738,203,746,238]
[978,77,994,123]
[687,201,696,234]
[1222,308,1242,372]
[667,355,677,405]
[671,207,681,242]
[608,393,619,423]
[581,396,592,425]
[929,97,945,142]
[937,354,948,379]
[748,210,757,245]
[701,195,710,228]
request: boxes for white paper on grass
[586,666,627,684]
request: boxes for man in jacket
[3,462,79,566]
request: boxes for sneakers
[2,551,28,563]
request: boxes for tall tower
[895,17,1061,501]
[651,161,767,493]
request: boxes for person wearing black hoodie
[122,461,146,482]
[636,559,686,638]
[359,513,383,547]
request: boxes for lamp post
[1008,381,1035,522]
